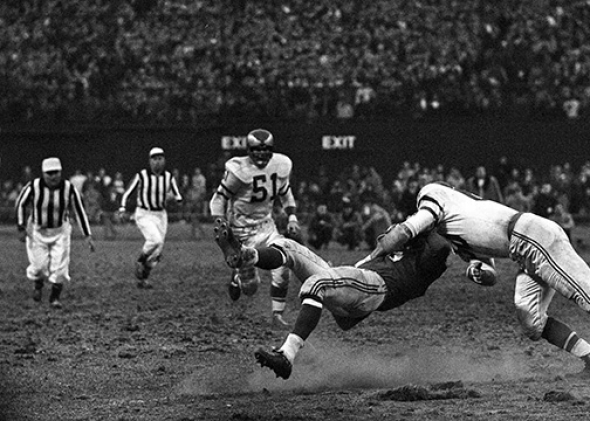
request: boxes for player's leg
[270,267,290,328]
[134,210,165,286]
[255,266,386,379]
[26,231,50,302]
[515,271,590,376]
[512,214,590,312]
[47,227,72,309]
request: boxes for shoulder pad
[266,153,293,178]
[225,156,257,183]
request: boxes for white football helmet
[247,129,274,168]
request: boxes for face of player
[248,146,273,168]
[43,170,62,188]
[150,155,165,174]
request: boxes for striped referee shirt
[15,178,92,236]
[120,169,182,211]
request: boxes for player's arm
[169,173,183,203]
[368,208,436,259]
[209,170,240,219]
[15,182,32,241]
[70,183,95,251]
[119,173,140,212]
[278,181,300,237]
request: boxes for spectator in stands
[361,199,392,249]
[504,182,531,212]
[550,203,575,241]
[69,169,87,196]
[397,178,420,218]
[532,182,559,219]
[307,203,335,250]
[465,166,504,203]
[335,196,363,251]
[445,167,466,189]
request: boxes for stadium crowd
[3,157,590,249]
[2,0,590,123]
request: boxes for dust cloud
[177,339,533,396]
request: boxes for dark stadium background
[2,115,590,183]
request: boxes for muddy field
[1,222,589,420]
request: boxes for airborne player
[365,181,590,378]
[210,129,301,328]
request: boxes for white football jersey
[415,183,519,259]
[210,153,295,227]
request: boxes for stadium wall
[2,116,589,182]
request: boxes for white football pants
[26,222,72,284]
[135,207,168,266]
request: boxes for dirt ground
[1,222,590,420]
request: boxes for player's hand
[466,261,496,286]
[86,236,96,252]
[286,219,303,243]
[287,220,300,236]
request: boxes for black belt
[507,212,524,238]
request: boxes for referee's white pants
[135,208,167,266]
[26,223,71,284]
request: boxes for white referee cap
[149,147,165,157]
[42,157,62,172]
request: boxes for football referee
[15,157,95,309]
[119,147,183,288]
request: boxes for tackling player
[214,219,451,379]
[364,181,590,378]
[209,129,301,328]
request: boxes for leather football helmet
[247,129,274,168]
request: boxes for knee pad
[299,275,324,302]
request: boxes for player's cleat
[271,312,290,330]
[135,261,145,280]
[255,348,292,379]
[214,219,243,268]
[228,273,241,301]
[49,299,63,309]
[135,260,151,281]
[33,289,42,302]
[48,283,63,309]
[33,280,43,302]
[137,279,154,289]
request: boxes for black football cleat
[228,273,241,301]
[255,348,292,379]
[214,219,243,268]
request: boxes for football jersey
[211,153,295,227]
[360,231,450,311]
[413,182,518,259]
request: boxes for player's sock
[279,334,305,363]
[291,300,323,341]
[271,285,288,314]
[254,247,285,270]
[542,316,590,358]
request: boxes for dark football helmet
[247,129,274,168]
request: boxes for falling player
[210,129,301,328]
[363,181,590,378]
[214,219,451,379]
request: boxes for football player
[363,181,590,378]
[214,218,450,379]
[210,129,301,328]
